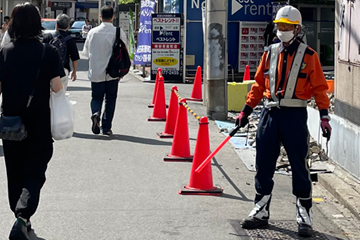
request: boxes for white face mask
[276,30,295,43]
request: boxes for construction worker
[235,5,331,238]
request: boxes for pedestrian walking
[43,13,80,92]
[0,21,8,43]
[236,5,332,238]
[81,18,92,39]
[0,3,63,240]
[82,5,128,136]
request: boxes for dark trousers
[2,140,53,219]
[91,80,119,132]
[255,107,311,199]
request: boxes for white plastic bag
[50,89,74,140]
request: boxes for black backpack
[49,34,72,67]
[106,27,131,79]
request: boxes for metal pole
[98,0,101,25]
[183,0,187,83]
[158,0,163,13]
[114,0,119,27]
[204,0,228,120]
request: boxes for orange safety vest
[245,40,330,111]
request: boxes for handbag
[0,115,27,141]
[0,44,46,141]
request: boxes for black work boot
[298,223,313,237]
[296,198,313,237]
[9,218,30,240]
[241,216,268,229]
[241,194,271,229]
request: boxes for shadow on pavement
[72,132,173,146]
[0,145,3,157]
[67,86,91,91]
[212,157,252,202]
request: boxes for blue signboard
[229,0,273,21]
[186,0,273,22]
[152,31,180,43]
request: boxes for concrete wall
[334,0,360,126]
[307,107,360,180]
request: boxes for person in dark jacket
[43,13,80,92]
[0,3,63,240]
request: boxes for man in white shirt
[82,5,127,136]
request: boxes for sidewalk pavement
[0,70,359,239]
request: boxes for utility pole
[204,0,228,120]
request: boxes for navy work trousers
[91,79,119,132]
[255,106,311,199]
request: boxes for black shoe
[298,223,313,237]
[91,113,100,134]
[103,130,113,136]
[26,220,31,232]
[9,218,29,240]
[241,216,268,229]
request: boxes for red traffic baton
[195,125,240,173]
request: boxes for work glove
[321,118,332,140]
[235,111,249,128]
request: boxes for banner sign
[151,13,182,82]
[133,0,156,65]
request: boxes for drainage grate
[229,220,339,240]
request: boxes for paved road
[0,43,359,239]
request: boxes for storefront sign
[187,0,273,21]
[151,13,182,82]
[52,2,71,8]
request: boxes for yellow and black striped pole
[178,97,200,121]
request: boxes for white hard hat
[273,5,302,26]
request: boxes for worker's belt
[264,98,307,108]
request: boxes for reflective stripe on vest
[266,42,308,108]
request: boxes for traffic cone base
[178,185,223,196]
[156,132,174,138]
[185,97,203,102]
[147,117,166,122]
[163,153,193,162]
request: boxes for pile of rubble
[308,92,335,114]
[232,99,332,173]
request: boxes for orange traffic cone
[186,66,203,102]
[148,68,161,108]
[179,116,223,195]
[164,99,193,161]
[157,86,179,138]
[147,75,166,121]
[243,65,250,81]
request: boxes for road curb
[318,165,360,221]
